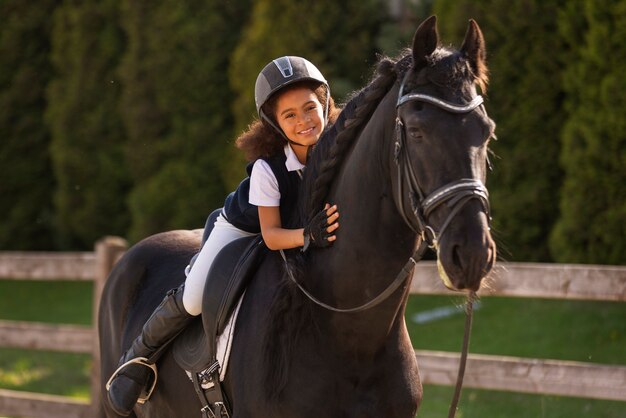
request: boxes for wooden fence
[0,237,625,417]
[0,237,127,418]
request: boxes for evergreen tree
[0,1,57,250]
[47,0,130,249]
[376,1,435,58]
[550,0,626,264]
[229,0,387,141]
[433,0,566,261]
[119,0,251,242]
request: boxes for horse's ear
[460,19,488,83]
[412,15,439,68]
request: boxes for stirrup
[106,357,159,404]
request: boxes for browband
[397,93,484,114]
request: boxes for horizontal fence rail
[415,350,626,402]
[0,320,92,353]
[0,389,90,418]
[411,261,626,301]
[0,252,96,281]
[0,238,625,417]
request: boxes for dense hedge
[229,0,386,136]
[1,1,624,264]
[550,0,626,264]
[0,1,57,250]
[434,0,566,262]
[118,0,253,242]
[47,0,130,249]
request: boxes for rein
[448,291,476,418]
[281,239,429,314]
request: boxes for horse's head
[394,16,496,291]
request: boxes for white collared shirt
[249,144,304,207]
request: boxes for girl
[107,56,340,416]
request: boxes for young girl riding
[106,56,341,416]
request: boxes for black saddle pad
[172,235,266,372]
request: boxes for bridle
[393,70,491,252]
[284,69,492,313]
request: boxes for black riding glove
[302,206,336,252]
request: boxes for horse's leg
[135,353,200,418]
[99,254,146,418]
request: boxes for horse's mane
[262,46,486,401]
[300,54,409,221]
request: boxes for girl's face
[275,87,325,148]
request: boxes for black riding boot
[106,285,194,416]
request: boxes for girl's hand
[303,203,340,251]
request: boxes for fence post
[91,236,128,415]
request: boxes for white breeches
[182,214,257,316]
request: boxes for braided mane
[300,54,411,222]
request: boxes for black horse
[99,16,496,418]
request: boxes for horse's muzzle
[436,209,496,291]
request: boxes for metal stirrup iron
[105,357,159,404]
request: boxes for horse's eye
[408,127,423,139]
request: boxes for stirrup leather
[106,357,159,404]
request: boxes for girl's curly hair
[235,80,340,161]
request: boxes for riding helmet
[254,56,330,125]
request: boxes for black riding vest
[222,153,302,234]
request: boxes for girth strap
[191,365,231,418]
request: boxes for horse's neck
[331,85,415,266]
[309,87,417,354]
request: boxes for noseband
[393,73,491,249]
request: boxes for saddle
[172,209,267,417]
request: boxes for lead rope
[448,290,476,418]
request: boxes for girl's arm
[258,204,338,250]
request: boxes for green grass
[0,348,91,398]
[0,280,93,399]
[416,385,626,418]
[0,280,625,417]
[0,280,93,325]
[407,295,626,417]
[407,295,626,364]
